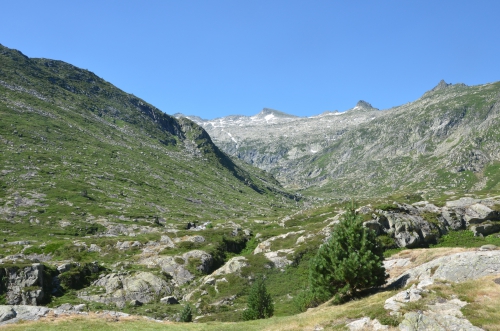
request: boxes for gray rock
[88,244,101,252]
[389,251,500,288]
[205,256,248,278]
[57,263,74,273]
[79,271,171,307]
[463,204,499,225]
[160,296,179,304]
[479,244,497,251]
[363,220,382,235]
[384,284,423,313]
[399,299,483,331]
[471,223,500,237]
[440,208,464,230]
[0,305,51,325]
[73,304,86,312]
[3,263,50,305]
[57,303,73,311]
[346,317,388,330]
[160,235,175,248]
[0,306,16,322]
[129,299,142,307]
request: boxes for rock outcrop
[78,271,171,308]
[0,264,53,305]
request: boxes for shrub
[179,303,193,322]
[242,275,274,320]
[309,208,387,304]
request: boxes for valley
[1,44,500,330]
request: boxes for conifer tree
[309,207,387,303]
[179,303,193,322]
[242,275,274,320]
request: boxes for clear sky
[2,1,499,119]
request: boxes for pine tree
[179,303,193,322]
[242,275,274,320]
[309,207,387,303]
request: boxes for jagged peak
[423,80,468,97]
[431,79,452,92]
[349,100,378,112]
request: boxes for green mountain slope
[284,81,500,199]
[0,44,296,231]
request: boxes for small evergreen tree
[309,207,387,303]
[242,275,274,320]
[179,303,193,322]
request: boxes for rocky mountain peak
[431,79,452,92]
[254,108,297,119]
[349,100,378,112]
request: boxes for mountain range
[177,80,500,200]
[2,43,500,329]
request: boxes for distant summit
[431,79,452,92]
[424,80,467,96]
[349,100,378,113]
[253,108,298,119]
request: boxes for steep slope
[0,44,296,229]
[177,101,382,174]
[292,81,500,198]
[180,81,500,200]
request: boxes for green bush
[309,208,387,304]
[179,303,193,322]
[242,275,274,320]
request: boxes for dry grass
[452,275,500,331]
[1,291,398,331]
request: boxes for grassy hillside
[0,44,297,231]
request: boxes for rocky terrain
[178,80,500,199]
[1,44,500,330]
[176,100,381,174]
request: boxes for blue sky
[2,1,500,119]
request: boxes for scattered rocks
[399,299,483,331]
[346,317,388,330]
[264,249,294,268]
[0,305,50,325]
[115,241,142,250]
[140,250,213,285]
[384,284,424,313]
[160,235,175,248]
[253,230,304,254]
[173,235,205,243]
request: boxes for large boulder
[383,213,438,248]
[78,271,171,308]
[389,250,500,288]
[140,250,213,285]
[209,256,248,277]
[463,204,499,225]
[470,223,500,237]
